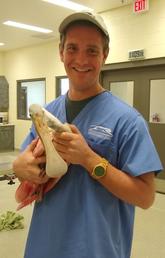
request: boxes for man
[13,12,162,258]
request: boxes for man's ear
[59,44,64,62]
[102,48,109,65]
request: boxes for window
[56,76,69,97]
[110,81,134,107]
[149,79,165,123]
[17,78,46,120]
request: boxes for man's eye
[66,46,76,52]
[88,48,99,55]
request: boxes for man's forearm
[82,150,155,209]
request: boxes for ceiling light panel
[3,21,53,34]
[42,0,93,12]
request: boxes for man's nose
[76,50,89,64]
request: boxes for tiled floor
[0,151,165,258]
[0,150,19,174]
[0,180,33,258]
[131,193,165,258]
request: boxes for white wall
[2,0,165,148]
[102,0,165,63]
[3,41,65,148]
[0,52,4,75]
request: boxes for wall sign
[128,49,145,61]
[133,0,149,13]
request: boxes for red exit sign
[133,0,149,13]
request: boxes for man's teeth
[74,67,90,72]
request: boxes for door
[102,61,165,193]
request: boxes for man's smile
[72,67,91,73]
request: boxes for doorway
[101,58,165,193]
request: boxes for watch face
[95,166,105,177]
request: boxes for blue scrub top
[23,91,162,258]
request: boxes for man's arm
[53,125,155,209]
[83,152,155,209]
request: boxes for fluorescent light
[0,43,5,46]
[3,21,53,34]
[42,0,93,12]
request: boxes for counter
[0,124,14,151]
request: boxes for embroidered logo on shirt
[88,125,113,140]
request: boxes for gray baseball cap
[59,12,109,40]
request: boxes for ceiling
[0,0,133,52]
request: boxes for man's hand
[13,139,49,184]
[33,137,45,158]
[53,124,94,167]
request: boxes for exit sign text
[133,0,149,13]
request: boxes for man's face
[60,24,108,93]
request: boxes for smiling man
[13,12,162,258]
[59,18,109,98]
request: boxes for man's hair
[59,20,109,54]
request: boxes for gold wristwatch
[91,158,109,179]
